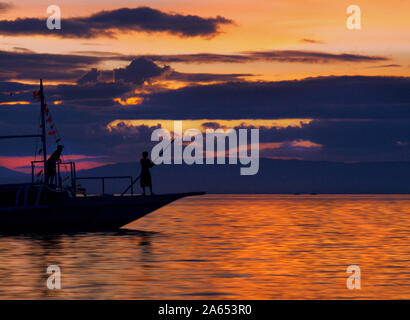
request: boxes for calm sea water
[0,194,409,299]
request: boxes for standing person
[140,151,155,195]
[45,145,64,185]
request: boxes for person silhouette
[140,151,155,195]
[45,145,63,185]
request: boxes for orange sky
[1,1,409,168]
[0,154,112,173]
[1,0,409,81]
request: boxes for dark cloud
[77,68,100,85]
[145,53,253,64]
[77,58,250,87]
[167,71,251,83]
[113,57,169,85]
[2,101,409,162]
[131,76,410,119]
[243,50,387,63]
[70,50,124,57]
[0,104,159,159]
[0,81,35,92]
[0,49,390,83]
[144,50,387,64]
[52,82,132,103]
[80,118,410,162]
[201,122,223,129]
[72,50,384,65]
[0,7,232,38]
[3,75,410,121]
[1,56,253,111]
[368,64,401,69]
[301,120,410,152]
[2,75,410,164]
[77,57,171,86]
[0,50,102,81]
[256,119,410,162]
[0,79,133,110]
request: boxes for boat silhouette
[0,80,204,233]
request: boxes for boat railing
[75,176,134,196]
[9,183,71,208]
[31,159,134,196]
[31,160,77,191]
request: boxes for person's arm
[48,151,58,162]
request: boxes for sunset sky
[0,0,409,172]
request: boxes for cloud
[52,82,133,103]
[144,50,388,64]
[3,75,410,121]
[145,53,253,64]
[0,7,232,38]
[0,81,35,92]
[167,71,251,83]
[257,119,410,162]
[0,79,134,111]
[300,38,324,44]
[0,49,390,83]
[368,64,401,69]
[11,46,34,53]
[1,56,253,111]
[77,58,251,87]
[2,101,410,163]
[0,50,102,81]
[131,76,410,120]
[243,50,387,63]
[2,75,410,163]
[77,68,100,85]
[101,118,410,162]
[113,57,169,85]
[0,2,13,12]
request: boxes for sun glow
[113,97,144,106]
[0,101,30,106]
[107,119,313,132]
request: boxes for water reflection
[0,195,409,299]
[0,230,158,299]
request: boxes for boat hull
[0,192,204,233]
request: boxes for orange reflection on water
[0,195,409,299]
[132,194,410,299]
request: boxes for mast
[39,79,47,172]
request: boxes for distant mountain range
[0,166,30,183]
[1,159,410,194]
